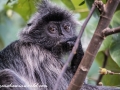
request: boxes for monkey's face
[39,20,76,49]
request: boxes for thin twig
[96,51,108,85]
[53,3,96,90]
[99,67,120,75]
[102,26,120,37]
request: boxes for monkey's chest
[33,60,73,90]
[25,59,73,90]
[20,47,73,90]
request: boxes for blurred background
[0,0,120,87]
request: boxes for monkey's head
[19,0,77,51]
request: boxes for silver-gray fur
[0,0,84,90]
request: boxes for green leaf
[102,0,107,3]
[109,11,120,68]
[87,61,99,84]
[95,51,105,67]
[79,1,85,6]
[61,0,75,10]
[110,41,120,67]
[85,0,100,18]
[96,52,120,85]
[116,4,120,12]
[112,33,120,42]
[102,56,120,86]
[102,74,120,86]
[84,0,107,18]
[84,0,94,9]
[82,16,99,49]
[99,36,112,51]
[111,11,120,28]
[110,11,120,42]
[71,0,88,19]
[105,56,120,71]
[12,0,36,21]
[95,51,119,71]
[79,12,89,20]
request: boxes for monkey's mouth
[56,36,77,45]
[56,40,65,45]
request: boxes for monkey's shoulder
[0,40,57,62]
[0,40,22,69]
[0,40,60,70]
[0,40,20,58]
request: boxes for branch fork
[102,26,120,38]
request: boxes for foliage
[0,0,120,86]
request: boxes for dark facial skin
[46,21,74,42]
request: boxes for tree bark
[67,0,120,90]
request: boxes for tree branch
[102,26,120,37]
[81,84,120,90]
[96,51,108,85]
[67,0,120,90]
[53,2,96,90]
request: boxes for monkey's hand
[60,37,84,73]
[70,41,84,73]
[61,37,77,51]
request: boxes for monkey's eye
[48,26,57,34]
[63,24,71,32]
